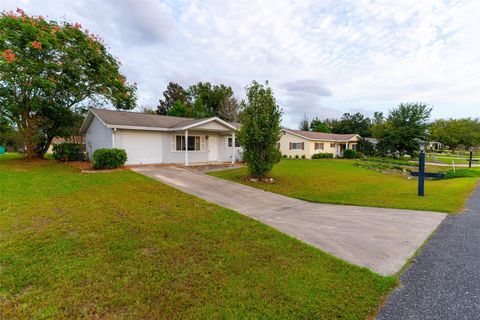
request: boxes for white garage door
[116,131,163,165]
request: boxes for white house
[80,108,242,165]
[279,129,360,158]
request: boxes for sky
[2,0,479,128]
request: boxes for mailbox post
[418,142,426,197]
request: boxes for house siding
[85,116,112,159]
[279,131,359,159]
[83,113,242,165]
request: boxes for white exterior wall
[85,116,112,159]
[217,135,243,162]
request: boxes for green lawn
[0,155,395,319]
[210,159,479,213]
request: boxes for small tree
[238,81,282,177]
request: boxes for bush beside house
[343,149,356,159]
[312,153,334,159]
[92,148,128,169]
[52,143,84,161]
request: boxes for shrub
[294,155,299,159]
[282,154,288,158]
[355,151,365,159]
[301,155,306,159]
[343,149,356,159]
[52,143,84,161]
[92,148,127,169]
[312,153,334,159]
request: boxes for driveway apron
[132,166,446,276]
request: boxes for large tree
[0,9,136,158]
[331,112,371,137]
[430,118,480,150]
[382,102,432,156]
[310,117,331,133]
[156,82,189,115]
[237,81,282,177]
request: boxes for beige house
[279,129,360,158]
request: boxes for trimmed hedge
[92,148,127,169]
[312,152,334,159]
[343,149,356,159]
[52,143,84,161]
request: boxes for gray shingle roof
[91,108,205,129]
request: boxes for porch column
[185,130,189,166]
[231,132,236,164]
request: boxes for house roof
[283,129,360,142]
[80,108,238,133]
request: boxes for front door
[208,136,218,161]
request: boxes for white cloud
[2,0,479,126]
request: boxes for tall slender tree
[238,81,282,177]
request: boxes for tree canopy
[0,9,136,157]
[238,81,282,177]
[329,112,372,137]
[156,81,242,121]
[310,117,332,133]
[381,103,432,156]
[429,118,480,150]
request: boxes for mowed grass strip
[0,156,395,319]
[209,159,479,213]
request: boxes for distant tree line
[296,103,480,157]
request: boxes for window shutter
[201,136,206,152]
[289,142,292,150]
[171,135,176,152]
[302,142,304,150]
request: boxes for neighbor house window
[315,142,324,150]
[330,143,336,148]
[227,137,241,148]
[290,142,304,150]
[176,136,201,151]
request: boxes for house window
[315,142,324,150]
[176,135,201,151]
[227,137,241,148]
[291,142,304,150]
[330,143,336,148]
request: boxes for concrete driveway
[132,166,446,275]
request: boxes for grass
[0,154,395,319]
[427,153,480,165]
[209,159,479,213]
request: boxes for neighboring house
[428,141,443,151]
[279,129,360,158]
[79,108,242,165]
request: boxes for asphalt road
[378,184,480,319]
